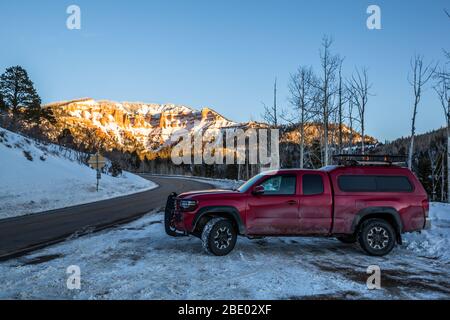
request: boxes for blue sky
[0,0,448,141]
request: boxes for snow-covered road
[0,203,448,300]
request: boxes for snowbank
[0,128,157,219]
[404,202,450,261]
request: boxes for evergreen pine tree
[0,92,5,111]
[25,96,42,123]
[0,66,45,124]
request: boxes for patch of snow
[0,211,366,299]
[0,203,448,299]
[403,202,450,261]
[0,128,157,219]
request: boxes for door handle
[286,200,298,205]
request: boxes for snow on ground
[403,202,450,261]
[0,203,448,300]
[0,128,157,219]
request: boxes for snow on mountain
[0,128,157,219]
[41,98,377,161]
[43,99,239,158]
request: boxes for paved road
[0,175,213,260]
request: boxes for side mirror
[252,185,265,195]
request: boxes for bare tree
[407,55,437,169]
[428,147,441,201]
[442,156,446,202]
[257,77,280,178]
[348,67,372,154]
[315,36,340,165]
[283,66,317,168]
[336,59,348,154]
[261,78,279,127]
[346,97,356,153]
[434,65,450,202]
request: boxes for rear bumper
[424,218,431,230]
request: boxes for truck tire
[358,218,396,256]
[336,235,357,244]
[201,217,237,256]
[164,192,180,237]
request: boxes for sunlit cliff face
[42,98,376,160]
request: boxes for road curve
[0,175,213,260]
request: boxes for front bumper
[173,209,197,232]
[424,218,431,230]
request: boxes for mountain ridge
[42,98,377,160]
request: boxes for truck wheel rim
[214,227,232,249]
[367,226,389,250]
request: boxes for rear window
[338,175,413,192]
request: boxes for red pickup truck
[165,159,430,257]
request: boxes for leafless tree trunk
[337,60,346,154]
[434,64,450,202]
[408,55,437,169]
[330,108,338,156]
[442,157,446,202]
[347,100,355,153]
[261,78,279,127]
[315,36,340,166]
[428,148,439,201]
[283,66,317,168]
[348,67,372,155]
[260,78,280,174]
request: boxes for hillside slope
[372,127,446,156]
[0,128,157,219]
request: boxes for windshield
[237,173,265,193]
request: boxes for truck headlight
[179,200,198,211]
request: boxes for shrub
[23,150,33,161]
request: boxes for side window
[338,176,377,192]
[375,176,413,192]
[302,174,324,195]
[260,175,296,195]
[338,175,413,192]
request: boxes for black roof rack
[332,154,407,167]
